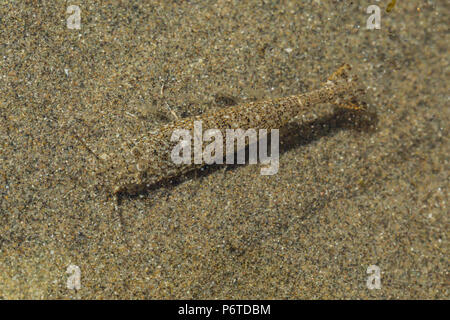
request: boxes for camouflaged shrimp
[94,63,366,201]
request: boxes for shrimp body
[97,64,365,198]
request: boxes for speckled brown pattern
[101,64,364,198]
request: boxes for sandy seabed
[0,1,448,299]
